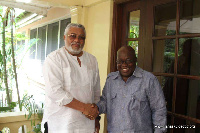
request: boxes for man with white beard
[42,23,101,133]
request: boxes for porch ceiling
[0,0,53,16]
[0,0,106,16]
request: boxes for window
[29,18,71,63]
[153,0,200,132]
[60,19,71,48]
[37,26,46,64]
[30,29,37,59]
[46,22,59,56]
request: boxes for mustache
[71,42,81,46]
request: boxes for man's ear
[63,35,66,40]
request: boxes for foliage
[20,94,43,132]
[163,38,175,73]
[0,101,16,111]
[32,123,42,133]
[128,25,139,56]
[0,6,37,111]
[0,6,42,133]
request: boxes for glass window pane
[178,38,200,76]
[128,41,138,57]
[59,18,71,48]
[154,2,177,36]
[129,10,140,38]
[157,76,174,112]
[175,78,200,120]
[37,26,46,64]
[46,22,59,56]
[153,39,176,73]
[180,0,200,34]
[30,29,37,59]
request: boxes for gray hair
[64,23,86,37]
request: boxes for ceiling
[0,0,76,28]
[0,0,105,28]
[0,0,55,16]
[0,0,107,16]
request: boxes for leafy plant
[0,6,37,111]
[20,94,43,132]
[32,123,42,133]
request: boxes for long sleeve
[43,54,73,106]
[97,79,108,114]
[146,77,167,133]
[93,61,101,104]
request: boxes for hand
[94,118,100,133]
[82,103,99,120]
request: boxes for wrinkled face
[64,27,85,55]
[117,50,136,82]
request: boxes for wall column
[70,6,85,24]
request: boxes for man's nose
[74,36,80,42]
[121,61,128,66]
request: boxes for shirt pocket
[110,92,117,102]
[129,90,148,112]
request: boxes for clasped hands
[82,103,99,120]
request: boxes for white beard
[65,42,84,54]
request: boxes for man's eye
[126,60,131,64]
[116,61,121,64]
[79,36,86,40]
[71,34,76,39]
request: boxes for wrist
[81,103,87,113]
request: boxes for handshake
[82,103,99,120]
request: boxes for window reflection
[157,76,173,112]
[158,77,200,132]
[177,78,200,118]
[178,38,200,76]
[153,39,175,73]
[154,2,177,36]
[180,0,200,34]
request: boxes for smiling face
[117,46,137,82]
[64,27,85,55]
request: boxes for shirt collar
[133,66,143,78]
[112,66,143,80]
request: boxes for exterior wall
[83,1,113,132]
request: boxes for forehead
[117,50,133,59]
[68,27,85,35]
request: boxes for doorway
[111,0,200,132]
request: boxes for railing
[0,112,41,133]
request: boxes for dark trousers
[44,122,48,133]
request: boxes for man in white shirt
[42,23,101,133]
